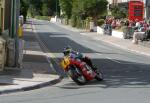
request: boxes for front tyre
[72,75,86,85]
[69,67,87,85]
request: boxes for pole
[10,0,14,38]
[15,0,20,67]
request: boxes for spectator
[111,19,116,29]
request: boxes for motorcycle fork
[69,65,82,77]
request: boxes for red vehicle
[60,56,103,85]
[128,0,144,21]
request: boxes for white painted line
[106,57,122,64]
[97,44,113,51]
[80,33,87,35]
[100,39,150,57]
[24,50,44,56]
[95,53,102,56]
[82,40,89,43]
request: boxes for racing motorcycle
[60,56,103,85]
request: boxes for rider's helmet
[63,46,72,56]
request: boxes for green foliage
[46,0,60,16]
[20,0,30,21]
[59,0,73,19]
[21,0,60,18]
[83,0,108,17]
[60,0,108,28]
[111,6,127,19]
[34,16,49,20]
[0,27,2,35]
[28,5,36,17]
[21,0,108,29]
[29,0,43,15]
[42,3,49,16]
[86,17,93,22]
[71,15,77,27]
[97,19,104,26]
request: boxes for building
[0,0,20,69]
[107,0,128,6]
[0,0,5,32]
[146,0,150,19]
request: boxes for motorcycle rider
[63,46,97,71]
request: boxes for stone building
[0,0,20,70]
[146,0,150,19]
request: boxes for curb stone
[0,77,62,95]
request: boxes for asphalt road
[0,19,150,103]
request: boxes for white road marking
[106,57,122,64]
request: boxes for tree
[59,0,108,27]
[71,0,108,25]
[42,3,49,16]
[29,0,43,15]
[83,0,108,25]
[20,0,30,21]
[59,0,73,19]
[28,0,60,16]
[28,5,36,17]
[111,6,127,19]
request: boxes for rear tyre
[95,70,103,81]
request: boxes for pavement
[53,21,150,57]
[0,21,62,95]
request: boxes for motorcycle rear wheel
[95,70,103,81]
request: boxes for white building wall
[117,0,128,3]
[107,0,113,4]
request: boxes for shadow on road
[58,58,150,89]
[37,32,96,53]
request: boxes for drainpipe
[10,0,14,38]
[15,0,20,67]
[6,0,15,67]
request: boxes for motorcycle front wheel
[69,67,87,85]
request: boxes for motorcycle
[60,56,103,85]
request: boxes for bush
[0,27,2,35]
[86,17,93,22]
[97,19,104,26]
[35,16,49,20]
[71,15,77,27]
[76,17,82,28]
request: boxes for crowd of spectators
[104,17,150,40]
[105,17,150,31]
